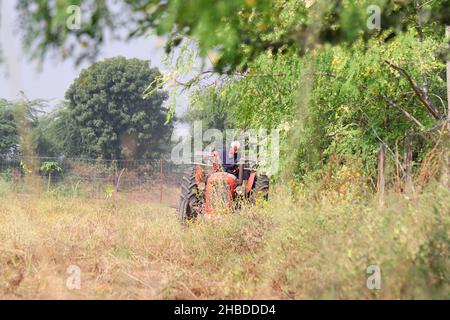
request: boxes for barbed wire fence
[0,156,192,201]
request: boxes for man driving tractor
[179,140,269,224]
[210,141,242,176]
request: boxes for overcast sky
[0,0,189,123]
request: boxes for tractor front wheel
[178,168,202,225]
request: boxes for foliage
[183,85,234,131]
[0,98,49,159]
[34,105,82,158]
[0,59,172,161]
[40,161,63,191]
[16,0,117,65]
[65,56,172,159]
[189,27,447,182]
[260,184,450,299]
[39,161,62,175]
[14,0,450,72]
[0,99,19,158]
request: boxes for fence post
[377,144,385,206]
[160,159,163,203]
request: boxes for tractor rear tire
[252,174,270,202]
[178,168,201,225]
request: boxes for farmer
[223,141,241,173]
[209,141,242,175]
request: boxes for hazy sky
[0,0,188,120]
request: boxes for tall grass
[0,177,448,299]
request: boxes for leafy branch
[385,60,442,120]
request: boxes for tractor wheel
[252,174,270,202]
[178,168,202,225]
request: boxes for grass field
[0,181,448,299]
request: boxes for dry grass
[0,194,174,299]
[0,180,448,299]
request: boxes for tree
[0,98,47,159]
[183,85,233,131]
[64,57,172,159]
[40,161,62,191]
[37,105,83,158]
[0,99,19,158]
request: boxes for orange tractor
[177,152,269,225]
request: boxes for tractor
[177,151,270,225]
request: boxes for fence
[0,156,192,200]
[375,122,449,204]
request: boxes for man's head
[229,141,241,157]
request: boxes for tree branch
[385,98,425,129]
[385,60,441,120]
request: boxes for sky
[0,0,189,130]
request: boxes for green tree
[40,161,62,191]
[0,98,49,159]
[36,105,83,158]
[183,85,233,131]
[65,57,172,159]
[0,99,19,158]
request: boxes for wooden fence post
[377,144,385,206]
